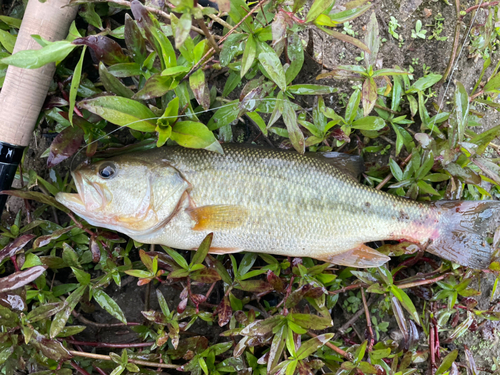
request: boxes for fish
[55,145,500,269]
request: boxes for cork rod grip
[0,0,78,147]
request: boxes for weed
[411,20,427,39]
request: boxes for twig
[375,173,393,190]
[374,103,399,115]
[460,1,499,19]
[396,273,449,289]
[69,350,180,369]
[71,361,92,375]
[307,331,353,361]
[186,0,267,79]
[328,273,449,296]
[105,0,221,40]
[72,310,140,328]
[196,18,220,53]
[438,0,461,85]
[65,339,154,348]
[361,288,374,351]
[334,295,378,341]
[93,365,108,375]
[375,153,412,190]
[329,283,364,296]
[197,5,232,29]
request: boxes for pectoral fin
[188,205,248,231]
[320,244,390,268]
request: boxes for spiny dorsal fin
[306,152,364,179]
[188,205,248,231]
[318,244,390,268]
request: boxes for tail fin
[428,201,500,269]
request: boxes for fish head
[56,155,189,234]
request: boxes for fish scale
[56,144,499,268]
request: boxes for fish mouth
[55,170,108,213]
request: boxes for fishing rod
[0,0,78,213]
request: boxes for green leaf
[362,77,378,116]
[192,233,213,265]
[207,100,239,130]
[246,111,268,136]
[453,81,469,144]
[71,267,90,286]
[163,247,189,270]
[241,34,256,78]
[258,42,287,91]
[219,33,246,66]
[133,74,173,100]
[27,303,64,323]
[172,12,192,49]
[390,285,421,325]
[346,89,361,124]
[1,39,77,68]
[416,180,440,196]
[483,72,500,93]
[124,269,152,278]
[306,0,334,23]
[316,27,370,54]
[296,333,334,360]
[364,12,379,67]
[223,71,241,97]
[78,96,157,132]
[189,69,210,110]
[0,15,22,28]
[389,159,403,181]
[171,121,223,154]
[0,29,16,53]
[99,61,134,99]
[1,190,69,213]
[469,123,500,154]
[69,46,87,125]
[372,68,409,77]
[410,73,442,91]
[50,284,87,338]
[328,4,372,23]
[282,98,305,154]
[287,84,337,95]
[435,350,458,375]
[286,33,304,84]
[351,116,385,130]
[93,289,127,324]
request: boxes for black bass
[55,145,499,269]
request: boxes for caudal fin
[428,200,500,269]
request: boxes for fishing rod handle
[0,0,77,213]
[0,0,78,146]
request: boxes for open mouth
[55,170,106,212]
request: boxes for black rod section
[0,142,25,214]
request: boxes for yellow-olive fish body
[56,145,499,269]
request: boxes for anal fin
[208,247,244,254]
[188,205,248,231]
[320,244,390,268]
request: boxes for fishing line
[438,0,485,111]
[69,97,287,169]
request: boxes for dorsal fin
[306,152,364,179]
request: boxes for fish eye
[98,162,116,179]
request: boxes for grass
[1,0,500,374]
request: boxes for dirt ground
[3,0,500,372]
